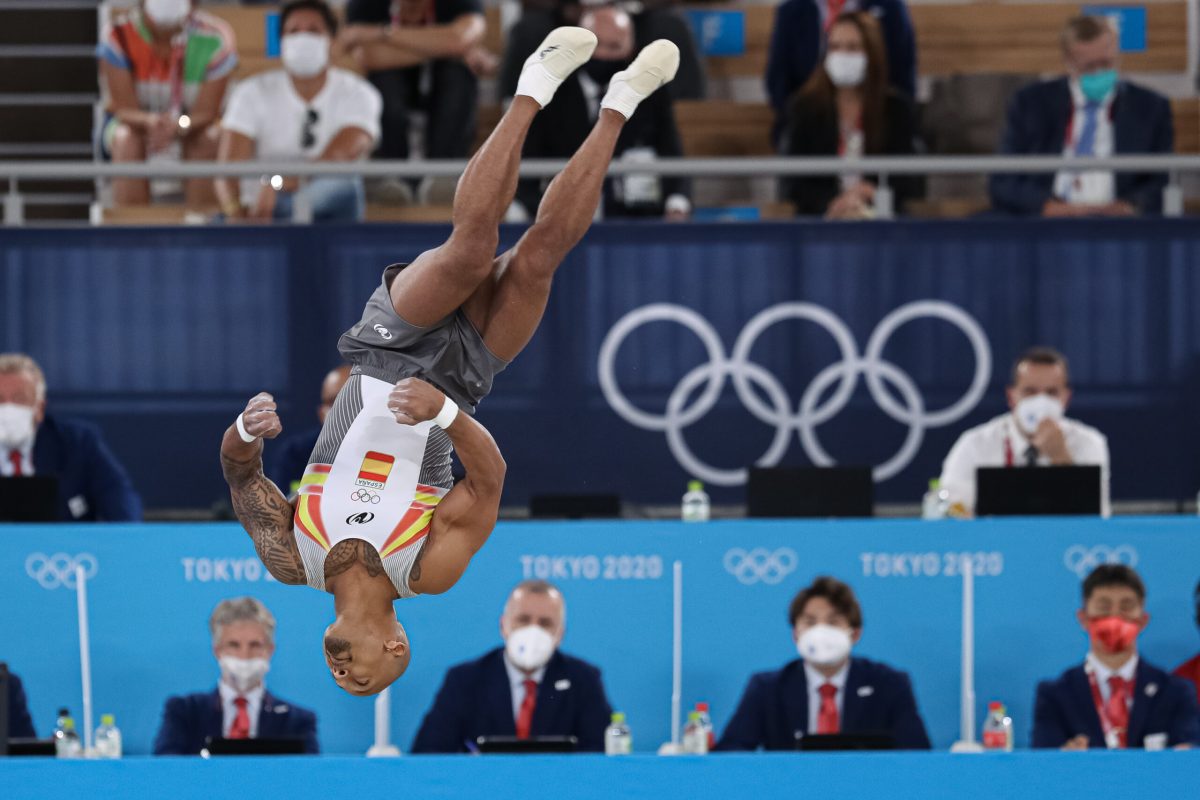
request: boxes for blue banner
[1081,6,1147,52]
[685,11,746,57]
[2,518,1198,755]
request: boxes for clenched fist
[387,378,445,426]
[240,392,283,440]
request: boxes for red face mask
[1088,615,1141,653]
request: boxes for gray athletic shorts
[337,264,509,414]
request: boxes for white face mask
[144,0,191,29]
[282,33,330,79]
[797,624,853,667]
[220,655,270,693]
[825,51,867,88]
[0,403,36,450]
[1014,394,1065,435]
[505,625,556,672]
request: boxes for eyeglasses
[301,108,319,149]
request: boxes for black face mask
[583,58,624,85]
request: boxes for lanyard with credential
[1085,663,1125,750]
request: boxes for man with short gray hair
[0,352,141,521]
[153,596,319,754]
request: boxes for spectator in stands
[98,0,237,210]
[3,664,36,739]
[411,580,613,752]
[513,5,690,220]
[266,365,351,494]
[1174,578,1200,706]
[780,11,921,219]
[766,0,915,143]
[717,576,931,750]
[153,597,319,754]
[939,346,1109,518]
[216,0,381,223]
[0,353,141,522]
[990,16,1173,217]
[499,1,706,101]
[1032,565,1200,749]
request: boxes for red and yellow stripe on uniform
[355,451,395,489]
[294,463,331,550]
[298,463,330,495]
[378,484,449,558]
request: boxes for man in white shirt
[939,346,1110,517]
[153,597,319,754]
[216,0,382,222]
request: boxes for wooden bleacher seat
[366,204,453,222]
[1172,98,1200,154]
[675,100,773,156]
[101,204,189,225]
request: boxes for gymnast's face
[324,619,410,696]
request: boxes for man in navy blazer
[717,576,930,751]
[991,16,1172,216]
[1032,564,1200,750]
[3,663,37,739]
[265,365,350,495]
[153,597,318,755]
[0,353,141,521]
[412,580,613,753]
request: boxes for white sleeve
[221,78,261,140]
[1070,427,1111,518]
[939,429,980,516]
[335,76,383,147]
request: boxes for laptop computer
[0,476,58,522]
[747,467,874,518]
[475,735,578,754]
[204,736,307,756]
[975,465,1102,516]
[794,731,895,751]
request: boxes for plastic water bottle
[94,714,122,759]
[605,712,632,755]
[681,480,710,522]
[682,711,709,754]
[981,702,1013,751]
[921,478,949,520]
[694,702,715,751]
[54,714,83,759]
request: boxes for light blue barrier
[2,753,1198,800]
[2,518,1198,755]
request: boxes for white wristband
[433,395,460,430]
[235,413,258,443]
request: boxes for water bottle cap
[611,712,625,724]
[988,702,1004,712]
[929,478,941,490]
[101,714,115,726]
[687,480,703,492]
[695,702,709,712]
[62,717,76,729]
[687,711,700,721]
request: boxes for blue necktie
[1075,102,1101,157]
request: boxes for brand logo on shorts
[355,450,395,490]
[346,512,375,525]
[373,324,393,341]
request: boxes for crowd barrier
[3,517,1198,755]
[4,219,1200,508]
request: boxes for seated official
[3,664,37,739]
[1173,578,1200,706]
[716,576,930,751]
[153,597,318,755]
[990,16,1172,217]
[939,347,1109,518]
[1033,565,1200,750]
[266,365,350,495]
[0,353,141,521]
[412,580,613,753]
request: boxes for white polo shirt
[939,412,1110,517]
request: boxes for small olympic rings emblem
[723,547,799,586]
[598,300,991,486]
[351,489,381,504]
[1063,544,1138,578]
[25,552,99,590]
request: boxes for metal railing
[3,153,1198,224]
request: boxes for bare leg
[110,123,150,206]
[183,127,219,210]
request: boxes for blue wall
[3,219,1200,508]
[3,518,1198,754]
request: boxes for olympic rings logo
[598,301,992,486]
[723,547,799,585]
[351,489,381,504]
[25,552,98,590]
[1063,544,1138,578]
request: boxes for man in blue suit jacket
[265,365,350,494]
[0,353,141,521]
[991,16,1173,216]
[1032,564,1200,750]
[412,580,613,753]
[3,664,37,739]
[717,576,930,751]
[153,597,318,754]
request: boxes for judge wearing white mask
[153,597,319,755]
[779,12,921,219]
[412,580,614,753]
[939,346,1111,518]
[717,576,931,751]
[0,353,141,521]
[216,0,382,223]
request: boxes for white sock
[600,80,643,121]
[515,64,561,109]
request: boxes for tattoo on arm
[221,453,305,585]
[409,541,427,583]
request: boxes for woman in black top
[781,12,922,219]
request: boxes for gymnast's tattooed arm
[221,392,306,586]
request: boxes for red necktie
[515,679,538,740]
[229,696,250,739]
[8,450,22,476]
[1106,676,1132,748]
[817,683,840,734]
[824,0,847,31]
